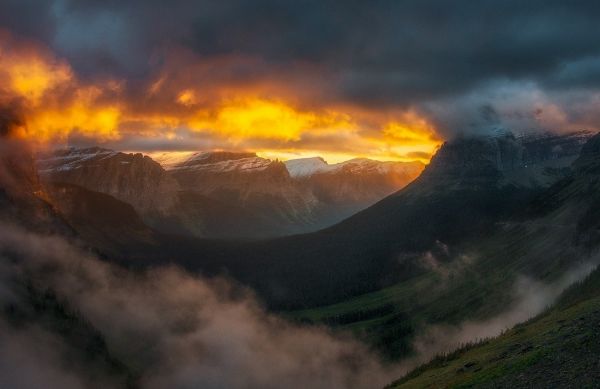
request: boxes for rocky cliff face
[161,151,424,232]
[163,152,319,228]
[37,147,180,218]
[0,139,71,234]
[33,131,593,239]
[418,131,593,192]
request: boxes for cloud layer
[3,1,600,159]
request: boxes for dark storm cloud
[3,0,600,134]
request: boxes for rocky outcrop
[164,152,319,229]
[37,147,180,217]
[0,139,71,234]
[162,151,424,232]
[419,131,593,191]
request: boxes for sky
[2,0,600,162]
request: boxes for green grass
[387,265,600,388]
[287,207,592,360]
[388,294,600,388]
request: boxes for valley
[4,4,600,387]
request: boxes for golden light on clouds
[189,98,354,142]
[0,50,72,105]
[24,104,122,141]
[0,31,442,163]
[0,32,121,143]
[176,89,197,106]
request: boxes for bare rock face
[419,131,593,192]
[0,139,71,234]
[163,152,424,232]
[164,152,319,227]
[36,147,180,219]
[0,140,42,199]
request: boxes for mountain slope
[43,182,159,257]
[285,157,424,228]
[290,131,600,359]
[37,147,180,222]
[389,266,600,388]
[36,148,284,239]
[0,140,72,234]
[165,151,319,232]
[155,151,425,233]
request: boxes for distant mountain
[38,148,419,239]
[36,148,278,239]
[44,182,159,255]
[160,151,319,231]
[285,157,424,228]
[37,147,180,219]
[284,157,329,178]
[152,150,423,234]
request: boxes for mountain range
[37,148,423,239]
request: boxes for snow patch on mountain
[284,157,329,177]
[36,147,120,173]
[151,151,273,173]
[285,157,423,178]
[146,151,196,170]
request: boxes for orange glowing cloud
[0,31,122,143]
[0,39,72,105]
[176,89,197,106]
[188,98,354,142]
[0,30,442,163]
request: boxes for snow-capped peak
[151,151,273,173]
[284,157,329,178]
[36,147,120,173]
[285,156,423,178]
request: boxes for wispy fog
[0,223,398,389]
[409,260,598,367]
[1,221,596,388]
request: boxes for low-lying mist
[1,221,596,388]
[410,261,598,366]
[0,223,398,389]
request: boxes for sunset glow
[0,31,441,162]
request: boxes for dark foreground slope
[389,267,600,388]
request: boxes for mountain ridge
[38,148,423,238]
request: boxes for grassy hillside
[388,266,600,388]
